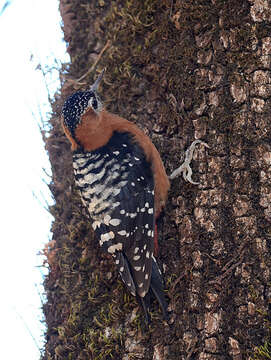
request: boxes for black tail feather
[121,252,168,323]
[137,293,151,325]
[137,256,169,323]
[150,257,169,321]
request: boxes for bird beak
[91,69,105,91]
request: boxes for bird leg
[169,140,209,185]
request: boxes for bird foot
[169,140,209,185]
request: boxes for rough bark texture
[43,0,271,359]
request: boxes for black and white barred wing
[95,184,155,297]
[73,132,155,298]
[95,148,155,297]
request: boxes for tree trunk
[43,0,271,359]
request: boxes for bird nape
[61,69,209,324]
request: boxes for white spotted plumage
[73,132,155,298]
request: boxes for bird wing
[74,132,155,297]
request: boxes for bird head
[61,69,105,139]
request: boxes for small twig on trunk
[76,40,111,83]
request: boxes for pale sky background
[0,0,69,358]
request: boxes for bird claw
[169,140,209,185]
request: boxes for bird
[61,69,208,323]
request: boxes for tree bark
[43,1,271,359]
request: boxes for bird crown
[62,70,105,136]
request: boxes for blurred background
[0,0,68,358]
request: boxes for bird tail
[139,256,169,323]
[119,252,169,324]
[150,256,169,320]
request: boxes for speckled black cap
[62,90,96,137]
[62,70,105,137]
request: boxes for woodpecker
[61,70,208,323]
